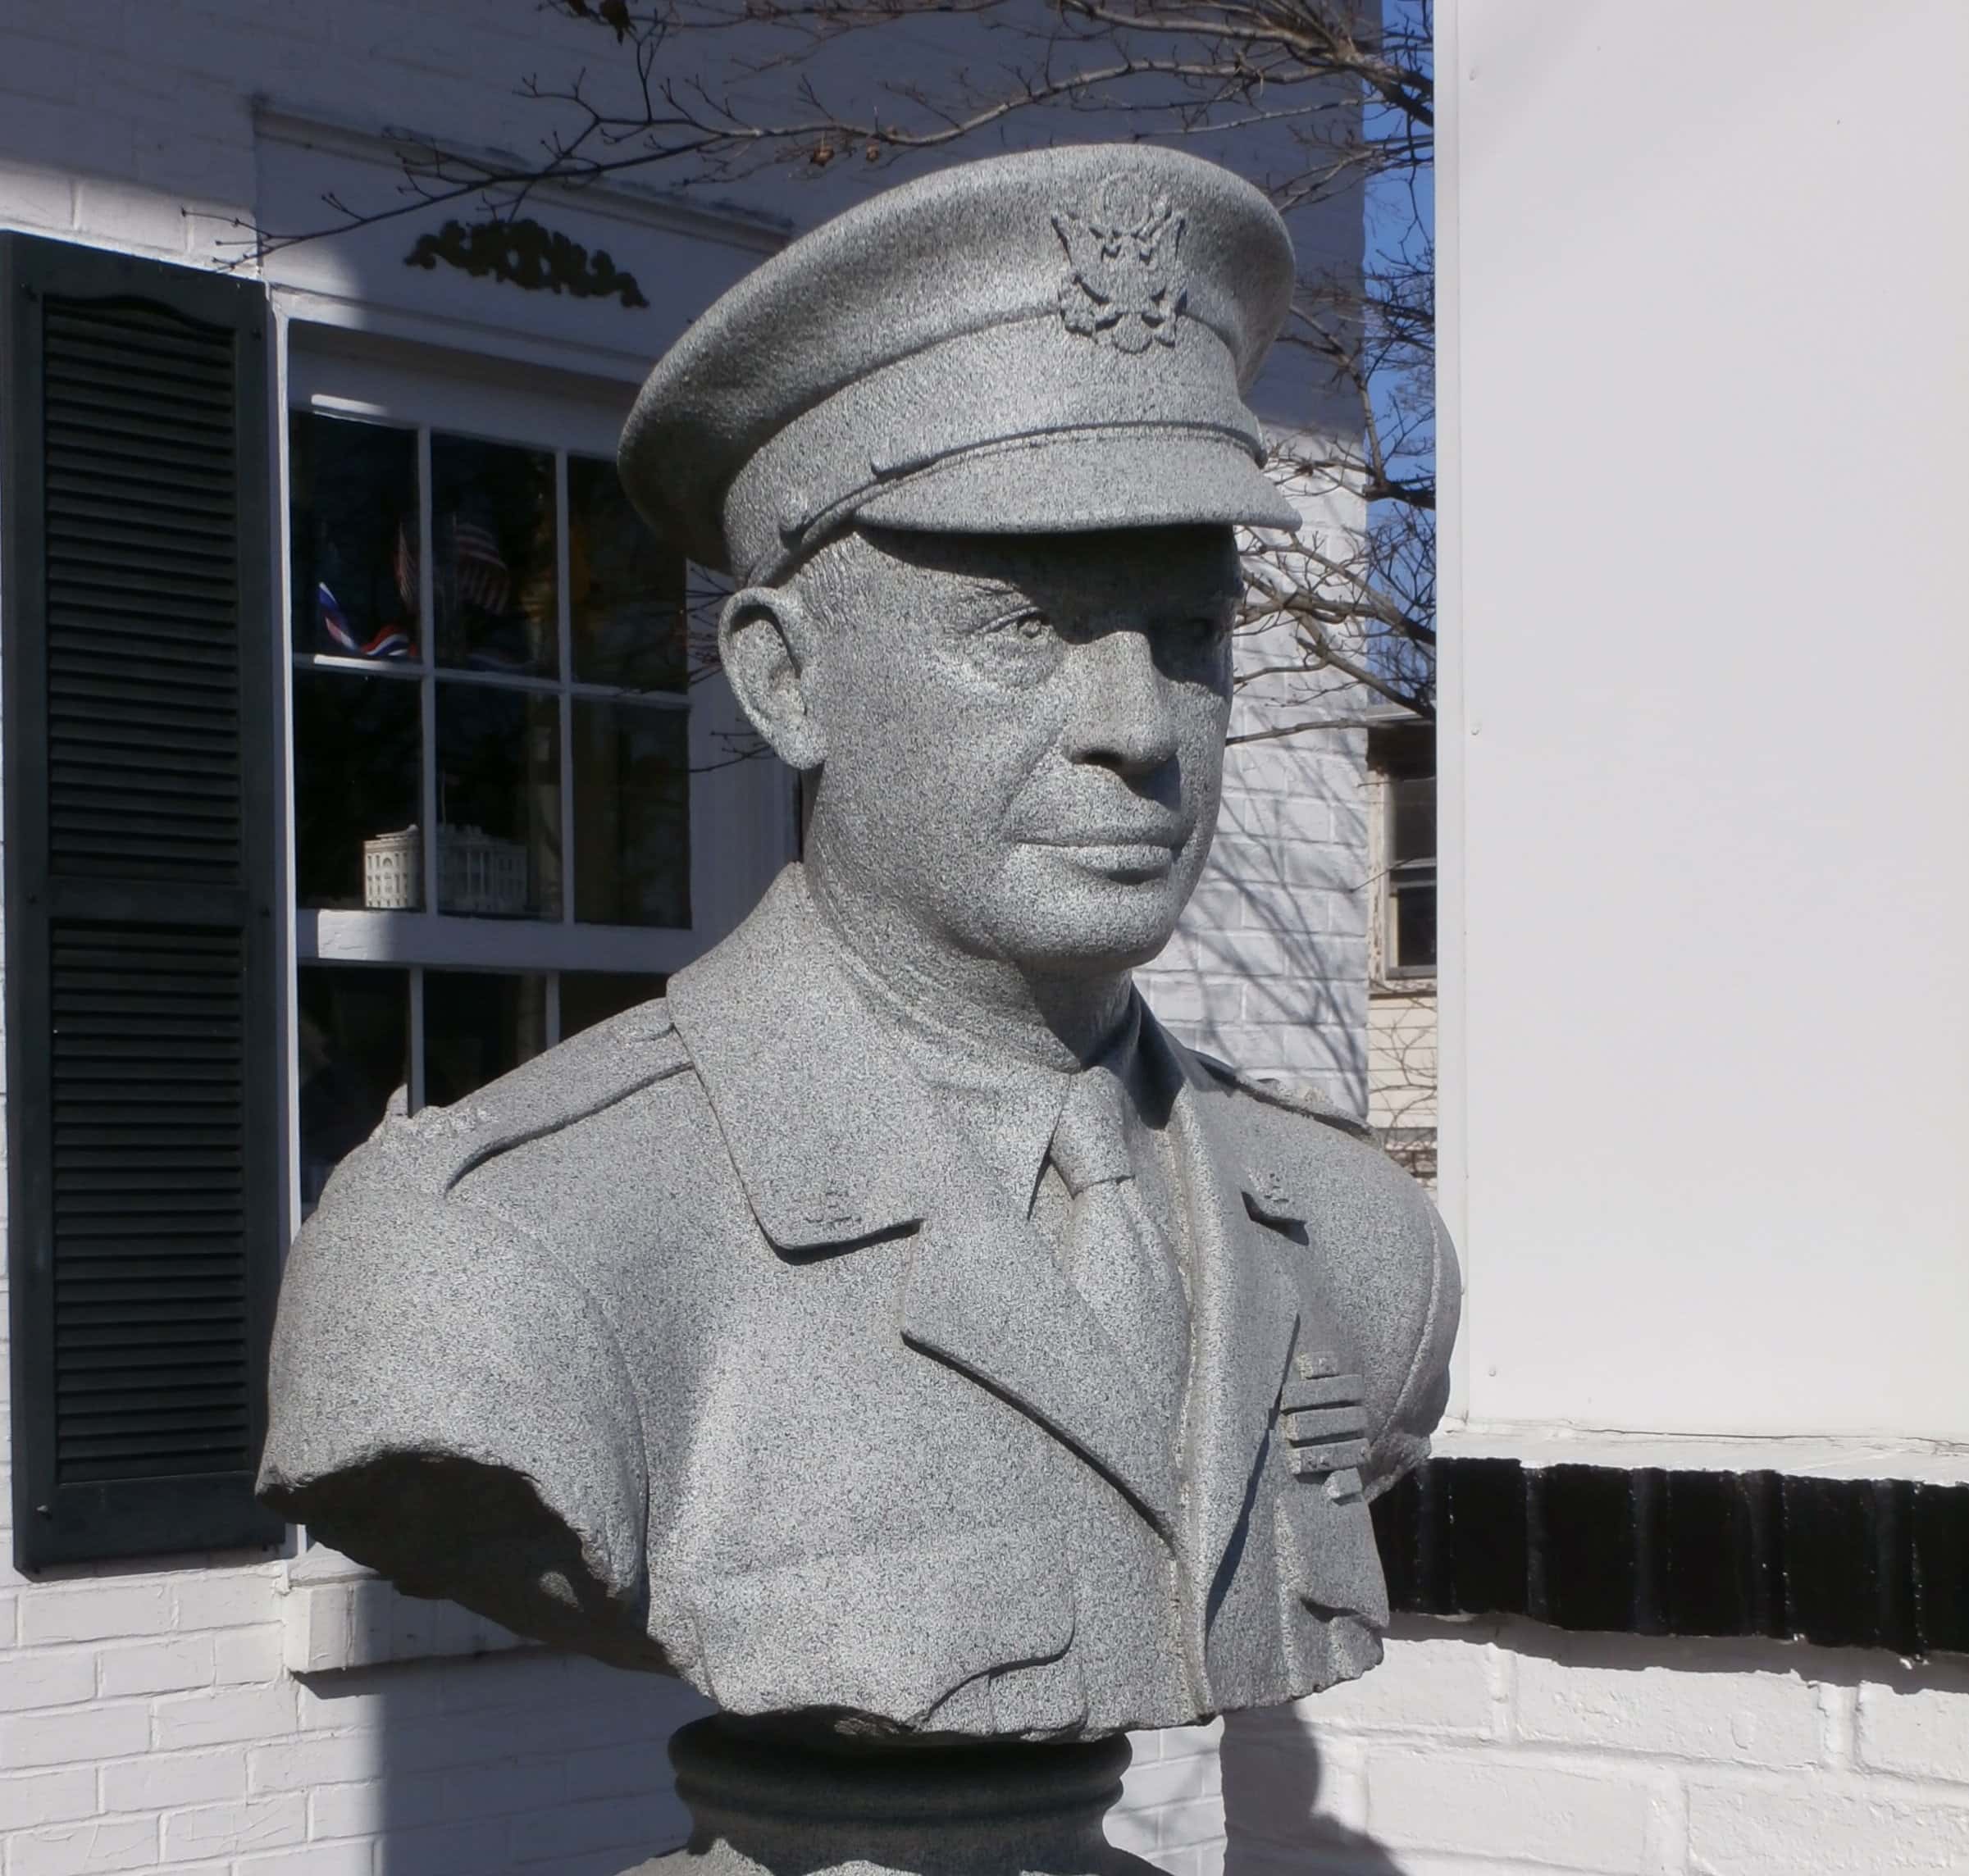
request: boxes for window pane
[424,971,548,1109]
[572,699,690,929]
[1392,872,1438,972]
[431,435,558,676]
[289,412,419,661]
[294,671,423,909]
[435,683,561,918]
[1391,775,1436,866]
[559,971,668,1040]
[298,966,408,1213]
[568,456,687,692]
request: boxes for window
[1365,719,1438,1185]
[1385,772,1438,976]
[1370,717,1437,981]
[288,389,692,1207]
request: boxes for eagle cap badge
[1052,172,1187,354]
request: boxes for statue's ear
[719,585,825,772]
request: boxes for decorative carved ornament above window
[405,217,650,310]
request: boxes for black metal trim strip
[1372,1458,1969,1656]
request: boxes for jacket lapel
[668,867,1179,1537]
[899,1180,1179,1539]
[1149,1021,1302,1610]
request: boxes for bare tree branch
[251,0,1436,728]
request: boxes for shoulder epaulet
[1193,1050,1376,1144]
[371,999,692,1198]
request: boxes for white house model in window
[362,823,531,916]
[362,824,422,909]
[441,824,530,917]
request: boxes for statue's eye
[964,607,1063,687]
[1163,612,1231,654]
[976,607,1051,640]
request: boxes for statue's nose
[1060,628,1180,777]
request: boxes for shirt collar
[812,915,1155,1217]
[668,867,1173,1245]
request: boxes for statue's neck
[800,856,1133,1073]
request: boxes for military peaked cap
[620,143,1301,583]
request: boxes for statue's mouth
[1020,821,1184,851]
[1023,832,1183,880]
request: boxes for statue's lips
[1020,828,1186,875]
[1023,830,1184,847]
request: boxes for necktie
[1047,1069,1192,1436]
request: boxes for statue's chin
[987,845,1195,968]
[984,897,1188,978]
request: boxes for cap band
[725,312,1270,582]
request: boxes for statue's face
[799,524,1241,972]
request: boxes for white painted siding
[1390,4,1969,1862]
[1367,986,1437,1174]
[1436,0,1969,1440]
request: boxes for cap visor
[853,428,1301,539]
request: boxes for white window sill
[1433,1420,1969,1487]
[280,1543,537,1675]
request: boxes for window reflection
[294,672,422,909]
[568,456,687,693]
[435,684,561,918]
[289,413,419,662]
[298,966,408,1213]
[560,972,668,1039]
[431,435,557,677]
[572,699,690,928]
[424,971,547,1109]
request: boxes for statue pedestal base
[624,1715,1161,1876]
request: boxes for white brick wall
[1201,1618,1969,1876]
[1139,593,1374,1110]
[0,1529,1222,1872]
[0,1,610,267]
[1137,717,1370,1109]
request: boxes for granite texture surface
[259,142,1460,1746]
[618,143,1301,584]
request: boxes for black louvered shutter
[2,235,282,1568]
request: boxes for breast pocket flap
[692,1522,1077,1728]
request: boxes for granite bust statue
[258,143,1460,1744]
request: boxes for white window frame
[1369,763,1439,986]
[277,331,794,1204]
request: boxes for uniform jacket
[259,867,1459,1739]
